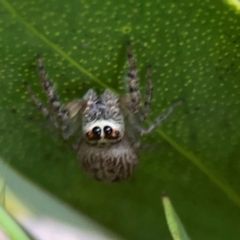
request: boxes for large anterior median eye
[92,126,101,137]
[86,126,101,140]
[104,125,120,139]
[103,126,112,135]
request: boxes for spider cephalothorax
[27,43,182,182]
[82,89,124,146]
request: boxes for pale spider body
[27,44,181,182]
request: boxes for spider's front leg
[27,85,59,129]
[138,100,183,136]
[142,65,153,121]
[28,56,87,139]
[126,44,153,120]
[37,55,67,120]
[37,55,90,139]
[126,43,141,114]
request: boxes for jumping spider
[27,43,182,183]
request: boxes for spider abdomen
[78,137,138,182]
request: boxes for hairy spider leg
[36,56,89,139]
[37,55,69,120]
[142,65,153,120]
[27,85,59,128]
[126,43,141,114]
[139,100,183,136]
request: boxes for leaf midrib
[1,0,240,209]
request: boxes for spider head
[82,89,125,145]
[83,120,124,145]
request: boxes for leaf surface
[0,0,240,239]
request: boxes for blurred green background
[1,0,240,239]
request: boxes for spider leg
[142,65,153,120]
[138,100,183,136]
[28,55,89,140]
[27,85,59,128]
[119,93,142,149]
[37,55,68,120]
[126,43,141,114]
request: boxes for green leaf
[162,193,191,240]
[0,205,32,240]
[0,0,240,239]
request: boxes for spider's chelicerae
[27,44,182,183]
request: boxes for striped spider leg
[125,43,183,137]
[27,56,86,140]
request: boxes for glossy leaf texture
[0,0,240,239]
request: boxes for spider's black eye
[104,126,112,135]
[86,126,101,140]
[92,126,101,137]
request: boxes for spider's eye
[104,126,120,139]
[103,126,112,135]
[86,126,101,140]
[92,126,101,137]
